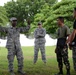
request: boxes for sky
[0,0,16,6]
[0,0,11,6]
[0,0,61,6]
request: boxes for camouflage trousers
[34,43,46,63]
[72,46,76,70]
[7,46,24,72]
[56,46,70,70]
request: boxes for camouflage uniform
[56,25,70,75]
[71,19,76,71]
[34,28,46,63]
[0,26,30,72]
[72,46,76,70]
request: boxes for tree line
[0,0,76,38]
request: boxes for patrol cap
[10,17,17,21]
[38,22,42,25]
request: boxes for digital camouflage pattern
[34,28,46,63]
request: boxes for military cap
[38,22,42,25]
[10,17,17,21]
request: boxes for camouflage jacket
[34,28,46,44]
[0,25,30,49]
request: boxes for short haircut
[74,7,76,11]
[57,16,64,23]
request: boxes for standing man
[0,17,30,75]
[55,17,70,75]
[34,22,46,64]
[69,8,76,71]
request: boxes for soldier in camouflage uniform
[34,22,46,64]
[55,17,70,75]
[0,17,30,75]
[69,8,76,71]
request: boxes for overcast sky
[0,0,61,6]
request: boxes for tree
[44,0,76,34]
[0,6,8,38]
[29,0,57,32]
[4,0,57,37]
[33,0,76,37]
[4,0,57,26]
[0,6,8,26]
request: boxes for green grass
[0,46,76,75]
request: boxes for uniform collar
[11,27,17,29]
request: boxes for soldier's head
[38,22,42,28]
[57,16,64,26]
[73,7,76,19]
[10,17,17,27]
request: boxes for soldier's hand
[27,25,30,29]
[55,48,57,53]
[27,20,31,25]
[68,43,72,50]
[66,39,69,44]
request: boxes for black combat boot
[18,70,26,75]
[66,72,70,75]
[74,67,76,71]
[55,72,63,75]
[75,69,76,71]
[10,70,15,75]
[66,69,70,75]
[55,67,63,75]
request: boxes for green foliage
[0,6,8,38]
[0,6,8,26]
[45,0,76,34]
[34,0,76,35]
[4,0,57,34]
[4,0,76,37]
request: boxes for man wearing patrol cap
[0,17,30,75]
[10,17,17,21]
[34,22,46,64]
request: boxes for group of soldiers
[34,8,76,75]
[0,7,76,75]
[54,8,76,75]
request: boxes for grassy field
[0,46,76,75]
